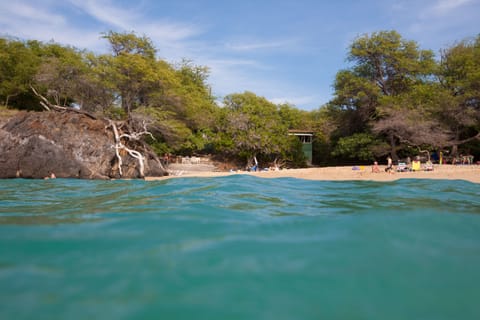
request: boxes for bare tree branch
[106,120,159,178]
[31,85,166,179]
[30,85,98,120]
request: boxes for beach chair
[423,161,434,171]
[396,162,408,172]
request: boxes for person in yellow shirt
[412,157,421,171]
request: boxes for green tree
[330,30,437,160]
[0,37,40,109]
[101,31,162,115]
[173,59,217,131]
[73,52,118,113]
[332,133,386,161]
[33,42,88,107]
[307,107,336,165]
[218,92,292,166]
[437,35,480,155]
[278,103,312,130]
[372,83,453,155]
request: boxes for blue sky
[1,0,479,110]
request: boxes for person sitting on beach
[412,157,421,171]
[372,161,380,173]
[423,160,434,171]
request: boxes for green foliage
[438,35,480,137]
[34,42,89,108]
[220,92,290,161]
[283,135,307,167]
[146,138,170,157]
[178,130,215,155]
[102,31,156,59]
[133,106,192,148]
[2,30,479,164]
[278,103,312,129]
[103,106,127,120]
[99,41,159,113]
[330,30,441,160]
[0,38,41,109]
[172,60,217,130]
[332,133,385,161]
[349,30,435,95]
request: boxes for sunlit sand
[146,164,480,183]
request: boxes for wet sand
[146,165,480,183]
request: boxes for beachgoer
[44,171,56,179]
[372,161,380,173]
[163,153,170,165]
[424,160,434,171]
[412,157,421,171]
[385,156,394,173]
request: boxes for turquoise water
[1,176,480,320]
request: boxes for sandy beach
[146,164,480,183]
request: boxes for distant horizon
[1,0,479,110]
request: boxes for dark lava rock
[0,111,167,179]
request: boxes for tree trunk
[389,133,398,161]
[451,129,460,156]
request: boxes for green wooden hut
[288,130,313,165]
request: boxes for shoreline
[146,165,480,183]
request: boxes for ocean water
[0,176,479,320]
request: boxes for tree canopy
[328,31,479,162]
[1,30,479,166]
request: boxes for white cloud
[68,0,135,29]
[0,0,321,109]
[2,1,65,25]
[69,0,201,42]
[391,0,479,49]
[430,0,474,15]
[0,0,204,54]
[0,0,102,49]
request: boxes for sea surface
[1,176,479,320]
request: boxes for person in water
[44,171,56,179]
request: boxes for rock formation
[0,111,167,179]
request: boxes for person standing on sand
[372,161,380,173]
[385,156,394,173]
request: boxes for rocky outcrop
[0,111,167,179]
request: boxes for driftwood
[107,120,158,178]
[31,85,98,120]
[30,86,165,178]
